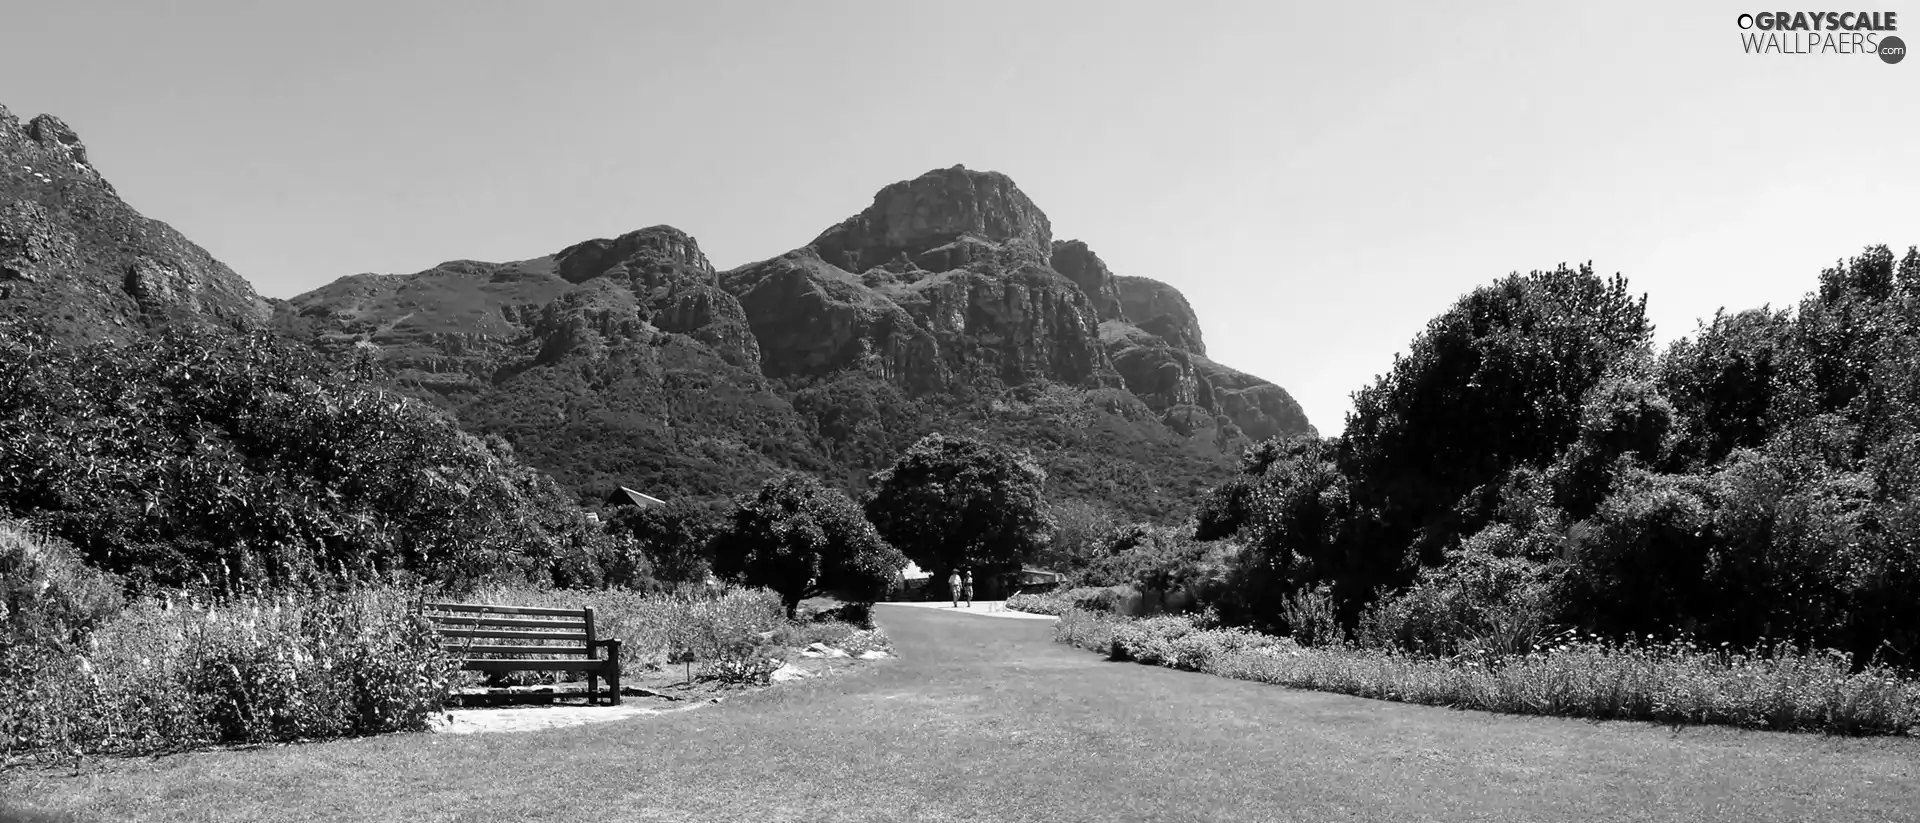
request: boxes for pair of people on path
[948,569,973,608]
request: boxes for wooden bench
[421,602,623,705]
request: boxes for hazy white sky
[5,1,1913,433]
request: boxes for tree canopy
[709,472,906,616]
[863,433,1054,580]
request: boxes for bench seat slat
[422,602,586,618]
[461,658,615,672]
[428,615,589,631]
[436,628,590,642]
[443,644,592,656]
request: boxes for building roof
[606,486,667,508]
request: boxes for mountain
[270,226,832,501]
[720,165,1314,445]
[0,107,1316,523]
[0,104,270,342]
[279,164,1313,519]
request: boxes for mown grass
[8,605,1919,823]
[1051,608,1920,736]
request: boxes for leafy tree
[1658,307,1802,469]
[605,498,727,587]
[1227,435,1355,628]
[1033,498,1122,577]
[1079,523,1226,606]
[1340,264,1650,573]
[710,473,905,617]
[863,433,1053,584]
[1546,356,1676,520]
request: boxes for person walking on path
[948,570,963,608]
[961,570,974,608]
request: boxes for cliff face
[1116,274,1205,356]
[1049,239,1125,322]
[0,104,270,341]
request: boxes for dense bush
[1031,498,1124,576]
[1,522,123,650]
[1192,247,1920,670]
[0,320,633,591]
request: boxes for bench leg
[587,673,599,706]
[605,639,623,706]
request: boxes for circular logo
[1881,35,1906,65]
[1737,13,1754,29]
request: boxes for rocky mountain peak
[809,165,1053,274]
[556,224,714,284]
[1,105,110,193]
[2,102,266,340]
[25,114,91,167]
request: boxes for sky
[3,1,1914,434]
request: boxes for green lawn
[5,605,1917,822]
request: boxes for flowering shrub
[1003,592,1064,615]
[1,587,456,767]
[836,628,891,657]
[1005,585,1137,616]
[1057,611,1920,736]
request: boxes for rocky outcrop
[0,103,270,341]
[1049,239,1125,321]
[810,165,1052,274]
[1116,275,1205,356]
[556,225,713,284]
[876,265,1114,390]
[720,248,946,393]
[1102,321,1208,410]
[723,166,1117,396]
[1192,357,1315,442]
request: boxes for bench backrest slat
[443,643,591,656]
[428,615,588,631]
[421,602,586,618]
[433,627,592,643]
